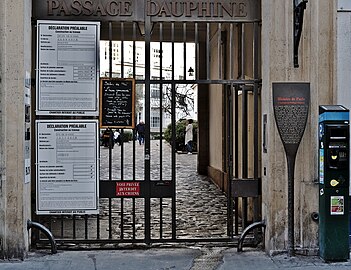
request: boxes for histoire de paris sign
[33,0,260,22]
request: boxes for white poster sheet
[24,71,31,184]
[36,20,100,116]
[36,120,99,214]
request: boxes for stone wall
[261,0,336,254]
[0,0,32,259]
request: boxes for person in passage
[136,120,145,145]
[102,128,114,148]
[184,119,193,154]
[114,129,121,146]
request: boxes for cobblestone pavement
[45,139,229,242]
[98,139,229,240]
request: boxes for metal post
[159,22,164,239]
[206,23,210,80]
[108,21,113,240]
[240,23,248,229]
[144,14,152,245]
[287,155,296,256]
[253,22,260,227]
[234,85,239,235]
[227,84,234,238]
[171,22,177,240]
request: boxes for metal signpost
[273,82,310,256]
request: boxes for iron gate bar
[132,22,137,241]
[227,84,234,238]
[120,21,125,241]
[253,21,260,225]
[171,22,177,240]
[85,215,88,239]
[206,23,210,80]
[133,22,137,78]
[195,23,199,80]
[137,79,261,85]
[241,23,248,229]
[218,23,222,80]
[183,22,186,79]
[120,22,125,177]
[45,237,243,246]
[229,24,233,79]
[60,217,64,238]
[145,12,152,244]
[108,21,112,77]
[222,27,228,176]
[97,208,100,239]
[121,22,125,77]
[73,216,76,239]
[108,21,113,240]
[121,197,124,239]
[159,22,164,239]
[234,85,239,235]
[242,85,249,228]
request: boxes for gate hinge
[228,154,233,165]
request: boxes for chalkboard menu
[100,78,135,128]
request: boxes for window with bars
[151,109,161,128]
[151,116,160,128]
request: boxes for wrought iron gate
[32,1,261,248]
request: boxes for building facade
[100,40,197,133]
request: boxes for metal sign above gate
[33,0,260,22]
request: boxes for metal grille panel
[33,9,261,248]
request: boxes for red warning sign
[116,182,140,196]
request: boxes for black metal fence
[33,17,261,248]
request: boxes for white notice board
[36,120,99,215]
[36,20,100,116]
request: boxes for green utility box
[319,105,350,261]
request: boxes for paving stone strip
[190,247,228,270]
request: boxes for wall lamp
[293,0,308,68]
[188,67,194,77]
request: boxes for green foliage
[164,120,197,152]
[151,133,163,140]
[122,130,133,142]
